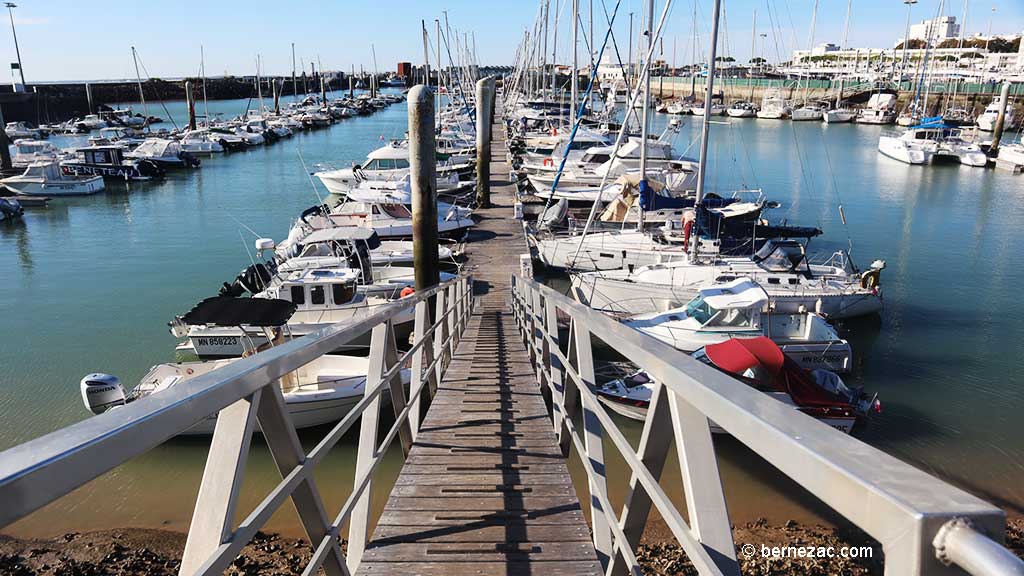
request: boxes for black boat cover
[180,297,297,327]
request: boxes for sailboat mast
[437,19,443,114]
[131,46,150,122]
[256,54,264,113]
[750,8,757,102]
[201,45,209,127]
[803,0,819,102]
[589,0,594,109]
[693,0,723,259]
[639,0,653,178]
[838,0,852,107]
[421,20,431,92]
[571,0,579,121]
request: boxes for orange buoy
[400,286,415,298]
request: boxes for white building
[812,43,840,56]
[905,16,960,46]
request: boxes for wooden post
[408,85,441,292]
[85,82,93,114]
[0,104,11,170]
[273,79,281,115]
[475,77,493,208]
[185,81,196,131]
[320,75,328,108]
[990,82,1012,155]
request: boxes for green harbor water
[1,98,1023,537]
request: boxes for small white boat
[623,278,853,373]
[856,94,897,125]
[1,161,105,196]
[5,121,42,140]
[790,105,824,122]
[976,96,1016,132]
[726,102,758,118]
[689,104,725,116]
[126,138,200,168]
[80,354,407,436]
[756,89,790,119]
[997,143,1024,165]
[178,129,225,155]
[823,108,856,124]
[878,122,986,167]
[10,139,61,167]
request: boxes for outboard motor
[80,373,126,415]
[219,262,273,297]
[135,159,165,179]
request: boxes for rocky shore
[1,519,1021,575]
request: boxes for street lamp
[901,0,917,79]
[5,2,24,90]
[759,33,767,73]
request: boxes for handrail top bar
[0,276,469,526]
[512,276,1003,527]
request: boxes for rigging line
[542,0,625,212]
[597,0,642,129]
[133,51,180,131]
[228,215,265,240]
[296,147,326,207]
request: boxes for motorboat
[570,239,885,319]
[823,108,856,124]
[595,337,879,432]
[10,139,61,167]
[726,101,758,118]
[622,278,852,372]
[976,96,1016,132]
[790,104,824,122]
[689,103,726,116]
[82,298,409,435]
[306,198,474,240]
[126,138,201,168]
[88,127,145,148]
[314,142,471,196]
[997,143,1024,165]
[1,161,105,196]
[878,120,987,167]
[5,121,43,140]
[76,114,109,131]
[856,94,897,125]
[178,129,226,155]
[60,145,165,181]
[756,89,790,119]
[525,138,686,194]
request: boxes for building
[397,62,412,79]
[812,43,840,57]
[906,16,960,46]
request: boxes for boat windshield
[753,242,809,274]
[684,296,714,325]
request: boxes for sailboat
[823,1,856,124]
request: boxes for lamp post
[901,0,918,79]
[759,33,767,73]
[985,6,996,52]
[5,2,24,89]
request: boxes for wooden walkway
[355,121,602,575]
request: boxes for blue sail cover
[911,116,950,130]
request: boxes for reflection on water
[2,102,1023,538]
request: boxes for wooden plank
[360,541,599,562]
[388,484,578,497]
[357,561,603,575]
[381,495,583,512]
[393,473,574,486]
[368,524,592,543]
[374,508,590,527]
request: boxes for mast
[589,0,594,109]
[639,0,653,180]
[803,0,819,103]
[693,0,723,258]
[542,0,549,99]
[291,43,297,100]
[571,0,579,121]
[437,19,443,114]
[551,0,559,97]
[838,0,852,107]
[256,54,264,113]
[131,46,150,122]
[201,45,209,127]
[421,20,431,94]
[750,8,757,101]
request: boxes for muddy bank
[1,519,1020,575]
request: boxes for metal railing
[510,274,1024,576]
[0,275,474,576]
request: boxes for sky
[0,0,1021,83]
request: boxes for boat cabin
[358,144,411,171]
[262,268,361,312]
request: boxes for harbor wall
[0,75,368,125]
[653,76,1024,116]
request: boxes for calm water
[2,100,1023,538]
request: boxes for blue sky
[1,0,1021,82]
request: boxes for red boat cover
[704,337,784,377]
[705,337,846,408]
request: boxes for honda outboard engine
[218,262,273,297]
[80,373,126,415]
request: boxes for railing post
[531,290,546,386]
[257,382,349,576]
[545,299,568,455]
[179,390,263,576]
[446,283,459,352]
[669,389,739,575]
[609,382,674,576]
[409,299,437,439]
[348,323,390,572]
[433,287,450,382]
[558,319,581,455]
[383,321,413,457]
[573,322,614,569]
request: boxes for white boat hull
[823,110,856,124]
[878,135,931,165]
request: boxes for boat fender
[860,269,881,290]
[400,287,415,298]
[543,158,554,167]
